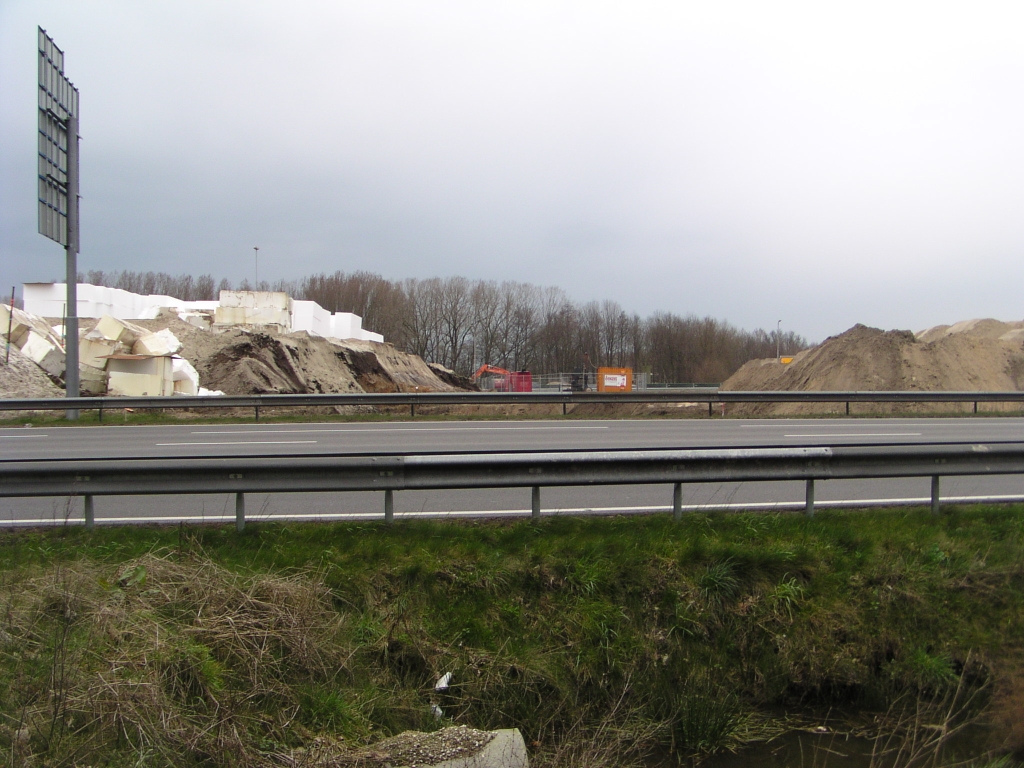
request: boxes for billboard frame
[37,27,80,417]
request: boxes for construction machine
[471,364,532,392]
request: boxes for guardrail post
[708,402,713,417]
[235,492,245,532]
[84,494,94,530]
[531,486,541,520]
[255,405,260,422]
[562,402,567,416]
[385,489,394,524]
[805,479,815,517]
[411,403,416,418]
[973,401,978,414]
[673,482,682,522]
[845,401,850,416]
[931,475,941,515]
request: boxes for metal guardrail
[1,389,1023,419]
[2,442,1023,530]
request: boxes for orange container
[596,367,632,392]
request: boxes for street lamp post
[777,320,781,362]
[254,246,259,290]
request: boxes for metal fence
[526,372,653,391]
[3,441,1023,530]
[2,389,1024,420]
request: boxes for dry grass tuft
[1,552,350,767]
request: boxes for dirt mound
[0,312,462,400]
[723,321,1024,416]
[194,332,460,396]
[333,337,457,393]
[131,313,462,396]
[0,345,64,399]
[916,318,1024,343]
[427,362,479,391]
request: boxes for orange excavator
[471,364,532,392]
[471,364,511,381]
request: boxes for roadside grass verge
[0,508,1022,766]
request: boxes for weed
[669,673,745,757]
[698,558,741,610]
[0,510,1021,766]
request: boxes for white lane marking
[783,432,921,438]
[9,494,1024,527]
[155,440,318,446]
[745,423,950,430]
[0,434,49,438]
[190,426,610,435]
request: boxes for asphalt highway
[3,417,1024,460]
[2,417,1023,525]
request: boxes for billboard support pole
[64,112,79,419]
[37,28,81,420]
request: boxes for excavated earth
[722,320,1024,416]
[120,314,464,396]
[0,313,470,415]
[9,313,1024,421]
[0,345,64,399]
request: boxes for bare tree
[73,268,810,380]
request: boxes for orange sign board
[597,367,632,392]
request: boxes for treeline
[80,269,809,384]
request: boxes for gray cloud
[3,1,1024,340]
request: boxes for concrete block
[290,299,340,336]
[0,305,31,346]
[429,730,528,768]
[173,379,197,396]
[133,329,182,356]
[19,331,65,378]
[214,306,248,326]
[21,282,67,318]
[106,356,175,397]
[89,315,150,345]
[246,306,290,326]
[219,290,289,310]
[25,283,220,320]
[2,305,64,349]
[79,364,107,395]
[178,311,212,329]
[79,337,123,369]
[214,305,289,328]
[172,357,200,396]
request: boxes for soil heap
[0,310,466,400]
[126,313,463,396]
[0,345,64,399]
[722,320,1024,416]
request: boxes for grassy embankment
[1,510,1023,767]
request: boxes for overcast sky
[2,2,1023,341]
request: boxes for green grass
[1,509,1023,766]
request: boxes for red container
[507,371,532,392]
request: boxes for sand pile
[126,313,461,396]
[723,320,1024,415]
[0,311,463,400]
[0,345,64,399]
